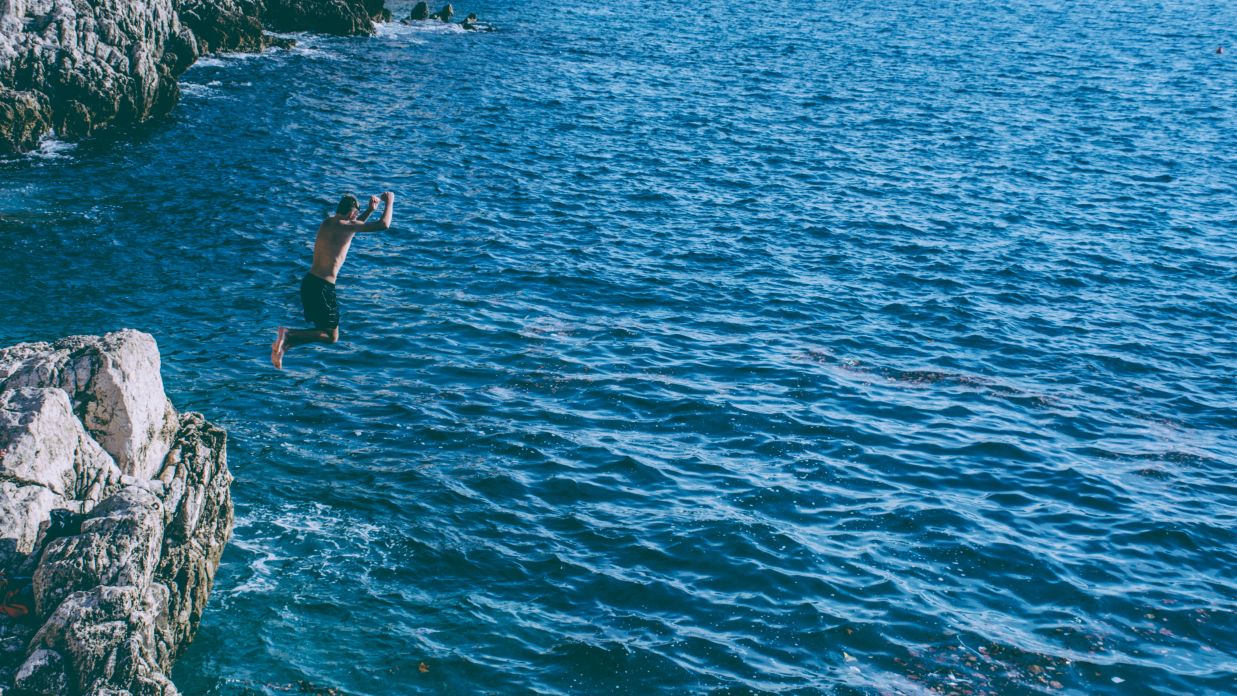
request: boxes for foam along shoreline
[0,0,390,156]
[0,330,232,694]
[27,133,77,161]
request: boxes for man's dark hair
[336,194,360,216]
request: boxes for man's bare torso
[309,217,358,283]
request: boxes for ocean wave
[181,80,227,99]
[187,38,338,72]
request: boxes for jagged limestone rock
[34,487,166,617]
[25,585,175,695]
[155,414,232,651]
[0,0,196,149]
[0,331,232,696]
[0,388,121,502]
[0,0,388,153]
[0,483,69,567]
[0,330,179,480]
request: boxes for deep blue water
[2,0,1236,693]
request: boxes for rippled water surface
[2,0,1235,693]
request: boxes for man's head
[336,194,360,219]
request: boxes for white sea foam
[178,82,218,98]
[376,19,464,40]
[212,50,267,62]
[267,502,382,543]
[187,45,287,73]
[266,31,343,60]
[223,534,287,596]
[190,56,229,69]
[31,133,75,160]
[179,31,351,75]
[180,77,256,98]
[290,45,339,60]
[266,31,316,46]
[374,21,420,40]
[221,502,386,600]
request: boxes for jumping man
[271,190,395,368]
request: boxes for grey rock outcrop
[0,0,197,153]
[0,331,180,480]
[174,0,274,54]
[0,330,232,695]
[0,0,389,155]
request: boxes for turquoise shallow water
[2,0,1236,693]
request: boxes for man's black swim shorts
[300,273,339,331]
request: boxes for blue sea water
[2,0,1236,693]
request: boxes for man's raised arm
[359,191,394,232]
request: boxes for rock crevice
[0,330,232,696]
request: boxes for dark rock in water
[0,0,389,154]
[175,0,268,54]
[265,0,383,35]
[363,0,392,22]
[461,12,490,31]
[0,330,233,695]
[0,88,51,156]
[266,33,301,50]
[430,2,454,21]
[409,1,431,20]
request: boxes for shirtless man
[270,191,394,368]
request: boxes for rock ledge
[0,330,232,696]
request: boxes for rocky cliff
[0,330,231,695]
[0,0,388,154]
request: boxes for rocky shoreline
[0,0,389,155]
[0,330,231,695]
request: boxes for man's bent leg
[285,327,337,347]
[271,327,338,369]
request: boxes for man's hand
[360,190,395,232]
[367,195,380,210]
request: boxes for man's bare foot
[271,327,288,369]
